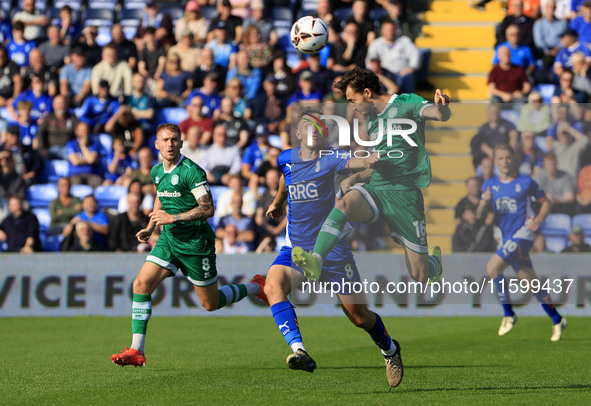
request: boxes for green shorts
[349,184,428,254]
[146,228,218,286]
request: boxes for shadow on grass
[350,383,591,395]
[322,364,502,370]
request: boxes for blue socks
[533,290,562,325]
[493,275,514,317]
[271,301,303,350]
[367,313,396,355]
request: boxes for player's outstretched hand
[150,209,174,226]
[482,187,492,201]
[434,89,450,105]
[266,202,284,220]
[136,227,153,243]
[365,152,381,168]
[340,175,357,194]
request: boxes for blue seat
[572,214,591,245]
[42,234,63,252]
[540,213,571,238]
[84,8,115,27]
[27,184,58,208]
[533,84,556,104]
[535,136,548,153]
[48,7,80,24]
[369,8,389,21]
[95,133,112,157]
[53,0,83,11]
[123,0,146,9]
[32,208,51,232]
[333,7,353,21]
[119,7,144,24]
[71,184,94,199]
[0,241,6,251]
[200,6,217,20]
[96,26,113,45]
[500,109,519,127]
[88,0,117,10]
[545,236,568,253]
[41,159,69,183]
[156,108,188,125]
[210,185,228,204]
[94,185,128,209]
[159,2,184,22]
[272,7,294,21]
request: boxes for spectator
[175,1,209,44]
[125,73,156,125]
[0,10,10,44]
[180,124,205,165]
[214,96,250,149]
[37,95,79,160]
[108,192,150,252]
[224,77,252,120]
[104,137,134,185]
[0,150,25,199]
[23,48,58,97]
[128,147,156,196]
[512,130,545,176]
[6,21,35,69]
[226,49,261,101]
[68,220,105,252]
[0,194,40,252]
[287,71,322,106]
[300,53,333,98]
[561,225,591,252]
[79,80,120,134]
[59,46,92,107]
[253,75,285,134]
[534,152,575,214]
[8,73,52,124]
[497,0,535,48]
[205,21,238,69]
[254,234,277,253]
[547,103,583,149]
[367,57,403,94]
[38,25,69,70]
[48,176,81,236]
[493,24,535,74]
[200,125,242,185]
[219,223,249,253]
[455,177,485,225]
[242,124,271,191]
[253,146,281,183]
[12,0,49,42]
[12,100,38,148]
[179,95,214,144]
[344,0,376,45]
[255,167,287,240]
[62,194,109,250]
[569,0,591,44]
[551,69,587,105]
[452,208,495,252]
[471,103,519,167]
[571,0,587,18]
[328,22,367,72]
[66,122,102,188]
[241,0,276,46]
[480,156,495,181]
[570,52,591,102]
[78,26,101,66]
[209,0,243,43]
[488,46,531,103]
[192,47,227,93]
[111,23,137,71]
[314,0,335,27]
[530,231,548,253]
[534,0,568,56]
[576,163,591,213]
[549,112,588,178]
[365,20,419,93]
[553,28,591,77]
[517,91,551,137]
[155,53,193,108]
[240,24,273,71]
[186,72,222,118]
[169,30,201,74]
[269,52,295,103]
[0,125,43,185]
[104,105,144,160]
[216,174,257,218]
[118,179,154,216]
[136,0,174,47]
[91,43,133,98]
[57,5,80,46]
[137,27,166,81]
[216,194,256,248]
[0,47,22,107]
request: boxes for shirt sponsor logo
[288,182,318,201]
[157,190,181,197]
[495,197,517,213]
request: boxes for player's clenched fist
[150,209,174,226]
[434,89,450,105]
[266,202,284,220]
[482,187,492,201]
[136,227,153,242]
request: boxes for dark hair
[60,5,72,14]
[13,21,24,31]
[335,67,382,95]
[144,26,156,36]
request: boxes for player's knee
[335,198,350,215]
[133,276,151,294]
[409,266,428,284]
[349,313,367,329]
[200,299,218,312]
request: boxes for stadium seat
[545,236,568,253]
[540,213,571,238]
[572,214,591,244]
[158,2,184,23]
[499,109,519,128]
[96,26,113,45]
[53,0,83,11]
[48,7,80,24]
[84,8,115,27]
[71,184,94,199]
[88,0,118,10]
[271,7,293,21]
[156,108,188,125]
[27,184,58,208]
[40,159,69,183]
[200,6,217,20]
[18,0,47,14]
[94,185,127,209]
[0,241,6,252]
[0,0,10,15]
[533,84,556,104]
[96,133,113,155]
[210,185,228,204]
[123,0,147,8]
[42,234,63,252]
[535,136,548,153]
[268,135,282,149]
[32,208,51,232]
[333,7,353,22]
[369,8,389,21]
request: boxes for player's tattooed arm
[172,192,215,223]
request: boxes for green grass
[0,316,589,405]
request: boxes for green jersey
[366,93,433,190]
[151,155,213,239]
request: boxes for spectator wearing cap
[287,71,322,106]
[137,27,166,81]
[241,0,277,47]
[0,47,21,107]
[299,53,333,97]
[344,0,376,45]
[0,125,43,185]
[327,22,367,72]
[136,0,174,46]
[0,150,26,199]
[6,21,36,69]
[214,96,250,149]
[192,47,227,92]
[200,124,242,186]
[180,95,214,144]
[534,1,568,57]
[226,49,261,101]
[487,46,531,103]
[176,1,209,44]
[365,20,420,93]
[23,48,58,97]
[111,23,138,72]
[38,25,70,70]
[576,163,591,213]
[186,73,222,118]
[12,0,49,42]
[497,0,535,49]
[209,0,243,43]
[169,30,201,74]
[8,73,52,124]
[493,24,535,74]
[78,26,102,66]
[253,75,285,134]
[91,43,133,98]
[242,124,271,192]
[240,24,273,70]
[37,95,79,160]
[66,122,102,188]
[206,21,239,69]
[570,1,591,44]
[57,5,80,46]
[155,52,193,108]
[561,225,591,252]
[79,80,120,134]
[0,194,40,253]
[554,28,591,77]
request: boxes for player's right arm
[136,195,162,242]
[340,168,373,194]
[476,187,492,222]
[266,174,287,220]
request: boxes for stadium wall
[1,253,590,317]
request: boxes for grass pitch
[0,316,589,405]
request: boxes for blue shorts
[496,237,533,272]
[271,246,361,294]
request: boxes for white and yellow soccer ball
[290,16,329,54]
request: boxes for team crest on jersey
[155,176,160,184]
[171,174,179,185]
[388,107,398,118]
[515,184,521,193]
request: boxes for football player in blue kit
[477,143,567,341]
[264,108,403,388]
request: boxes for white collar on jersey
[163,154,185,174]
[377,93,398,116]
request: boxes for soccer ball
[290,17,329,54]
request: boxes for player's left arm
[528,197,553,232]
[347,153,380,171]
[267,174,287,220]
[150,183,215,226]
[422,89,451,122]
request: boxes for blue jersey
[6,39,35,68]
[12,90,53,123]
[483,175,546,242]
[279,147,353,262]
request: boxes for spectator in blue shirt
[62,194,109,250]
[0,10,12,44]
[11,100,38,148]
[546,102,584,149]
[186,72,222,118]
[59,46,92,107]
[493,24,535,74]
[8,73,52,124]
[287,71,322,106]
[205,21,238,68]
[78,80,120,133]
[242,123,271,186]
[570,1,591,44]
[65,121,102,188]
[533,1,568,55]
[6,21,35,69]
[554,28,591,76]
[57,5,81,46]
[125,73,155,129]
[225,49,262,101]
[104,137,134,185]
